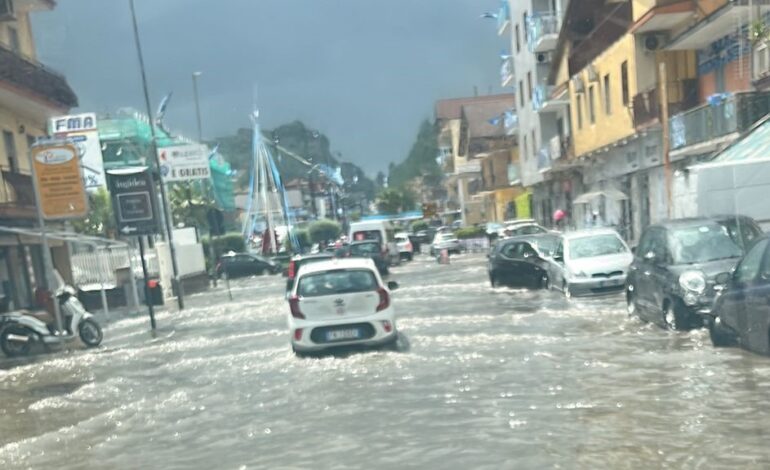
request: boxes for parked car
[498,220,548,239]
[285,253,335,292]
[709,235,770,354]
[550,229,632,297]
[487,233,561,288]
[430,232,463,256]
[348,240,390,275]
[217,253,280,278]
[394,232,414,261]
[626,218,744,330]
[713,214,763,251]
[287,258,399,354]
[348,220,400,266]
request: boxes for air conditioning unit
[536,52,553,64]
[587,65,599,82]
[572,76,584,93]
[0,0,15,21]
[643,33,667,52]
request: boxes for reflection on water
[1,254,770,468]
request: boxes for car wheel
[541,274,550,290]
[490,272,498,287]
[563,282,572,299]
[709,317,738,347]
[663,299,686,331]
[291,346,306,358]
[407,253,413,262]
[626,288,638,317]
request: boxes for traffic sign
[106,167,159,236]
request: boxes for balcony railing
[497,0,510,35]
[549,134,573,161]
[632,80,699,129]
[500,58,514,87]
[504,111,518,136]
[670,92,770,151]
[0,168,35,218]
[0,41,77,108]
[528,12,560,53]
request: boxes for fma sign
[50,112,106,190]
[106,167,159,236]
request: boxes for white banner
[157,144,210,182]
[49,112,105,190]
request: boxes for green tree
[388,119,441,189]
[168,182,213,229]
[72,188,115,237]
[376,188,403,215]
[308,219,342,243]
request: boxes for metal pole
[28,150,63,335]
[98,246,111,320]
[129,0,184,310]
[125,241,141,312]
[138,236,156,330]
[192,71,203,142]
[658,62,672,219]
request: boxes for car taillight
[405,241,412,251]
[288,260,296,279]
[376,288,390,312]
[289,295,305,319]
[381,320,392,332]
[294,328,303,340]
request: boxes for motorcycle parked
[0,285,103,357]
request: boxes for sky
[32,0,504,175]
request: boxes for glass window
[621,61,629,105]
[527,72,532,101]
[718,217,763,252]
[568,234,628,260]
[576,95,583,129]
[297,269,378,297]
[500,242,517,258]
[519,80,525,107]
[588,85,596,124]
[669,225,742,265]
[353,230,381,243]
[515,24,520,52]
[533,237,559,257]
[603,74,611,115]
[735,238,768,284]
[350,242,379,256]
[7,26,19,53]
[3,130,16,172]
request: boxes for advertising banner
[49,112,105,190]
[106,167,159,236]
[158,144,210,182]
[31,142,89,220]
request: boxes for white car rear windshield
[569,234,628,260]
[297,269,378,297]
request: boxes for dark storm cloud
[33,0,503,173]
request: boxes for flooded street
[2,253,770,469]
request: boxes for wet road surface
[2,253,770,468]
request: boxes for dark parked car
[713,214,763,251]
[488,234,560,288]
[285,253,335,292]
[709,235,770,355]
[626,218,747,330]
[348,240,389,275]
[217,253,280,278]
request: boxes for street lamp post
[129,0,185,310]
[192,71,203,142]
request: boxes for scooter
[0,286,103,357]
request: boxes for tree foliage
[71,188,115,237]
[388,119,442,189]
[376,187,416,215]
[308,219,342,243]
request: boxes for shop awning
[573,189,629,205]
[710,116,770,164]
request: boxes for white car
[430,232,463,255]
[549,228,633,297]
[287,258,399,354]
[395,232,414,261]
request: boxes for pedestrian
[553,209,567,231]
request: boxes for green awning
[713,117,770,163]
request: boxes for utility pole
[193,71,218,287]
[192,72,203,141]
[659,61,672,219]
[129,0,184,310]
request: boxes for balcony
[497,0,510,36]
[504,110,518,136]
[670,92,770,156]
[0,41,77,110]
[632,80,699,129]
[0,168,35,219]
[549,134,573,161]
[500,58,514,87]
[532,84,569,113]
[528,12,560,53]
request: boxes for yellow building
[0,0,78,310]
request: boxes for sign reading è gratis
[31,142,89,220]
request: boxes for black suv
[626,217,758,330]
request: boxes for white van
[348,220,400,266]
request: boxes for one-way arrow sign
[106,167,159,237]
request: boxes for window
[576,95,583,129]
[515,24,520,52]
[26,135,35,152]
[519,80,524,107]
[588,85,596,124]
[603,74,611,115]
[531,130,536,158]
[735,238,768,284]
[527,72,532,102]
[3,130,17,173]
[621,61,629,105]
[297,269,378,297]
[523,12,528,43]
[7,26,19,54]
[523,135,528,161]
[754,43,770,78]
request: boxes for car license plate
[326,329,360,341]
[600,279,620,288]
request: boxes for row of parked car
[487,215,770,356]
